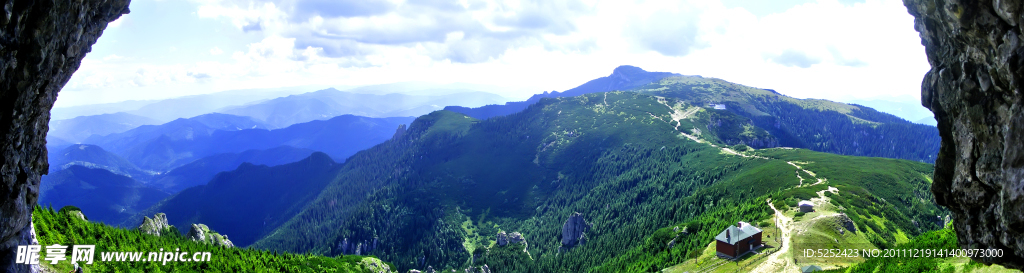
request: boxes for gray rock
[561,212,591,248]
[834,213,856,235]
[186,224,234,248]
[904,0,1024,268]
[337,237,378,255]
[0,0,129,272]
[464,265,491,273]
[70,210,87,221]
[137,213,171,236]
[496,231,527,247]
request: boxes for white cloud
[57,0,929,107]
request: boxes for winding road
[752,199,795,273]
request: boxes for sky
[55,0,930,108]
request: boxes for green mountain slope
[33,206,393,272]
[449,66,939,163]
[248,91,945,272]
[632,76,940,162]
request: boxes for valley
[36,67,999,273]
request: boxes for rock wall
[1,0,129,271]
[560,212,590,249]
[904,0,1024,269]
[137,213,170,236]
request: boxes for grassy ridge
[32,206,391,273]
[633,76,940,162]
[248,90,945,272]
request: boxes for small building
[798,200,815,213]
[801,265,823,272]
[715,221,763,258]
[706,102,727,110]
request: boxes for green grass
[33,206,392,273]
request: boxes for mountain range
[41,65,956,272]
[445,65,678,119]
[450,66,940,163]
[80,113,412,172]
[47,112,161,144]
[232,90,944,272]
[132,152,340,247]
[219,88,508,128]
[39,165,168,225]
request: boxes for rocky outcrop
[904,0,1024,268]
[137,213,171,236]
[834,213,856,235]
[464,265,491,273]
[561,212,590,249]
[495,231,527,247]
[0,0,129,272]
[337,237,378,255]
[394,124,408,139]
[357,257,393,273]
[186,224,234,248]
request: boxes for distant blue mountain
[845,98,935,126]
[150,146,316,193]
[188,113,269,130]
[131,152,339,247]
[84,114,413,172]
[39,165,168,226]
[445,65,679,119]
[48,112,160,143]
[47,144,154,181]
[219,89,508,128]
[51,86,319,121]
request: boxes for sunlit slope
[252,91,944,272]
[632,76,940,162]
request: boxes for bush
[794,212,806,217]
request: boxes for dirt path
[752,199,795,273]
[653,97,774,161]
[787,161,826,187]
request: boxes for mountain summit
[446,65,679,119]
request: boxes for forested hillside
[247,90,944,272]
[33,206,393,272]
[132,152,341,247]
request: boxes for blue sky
[56,0,929,107]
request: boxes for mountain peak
[610,65,648,77]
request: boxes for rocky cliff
[560,212,590,249]
[137,213,171,236]
[186,223,235,248]
[0,0,129,271]
[904,0,1024,269]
